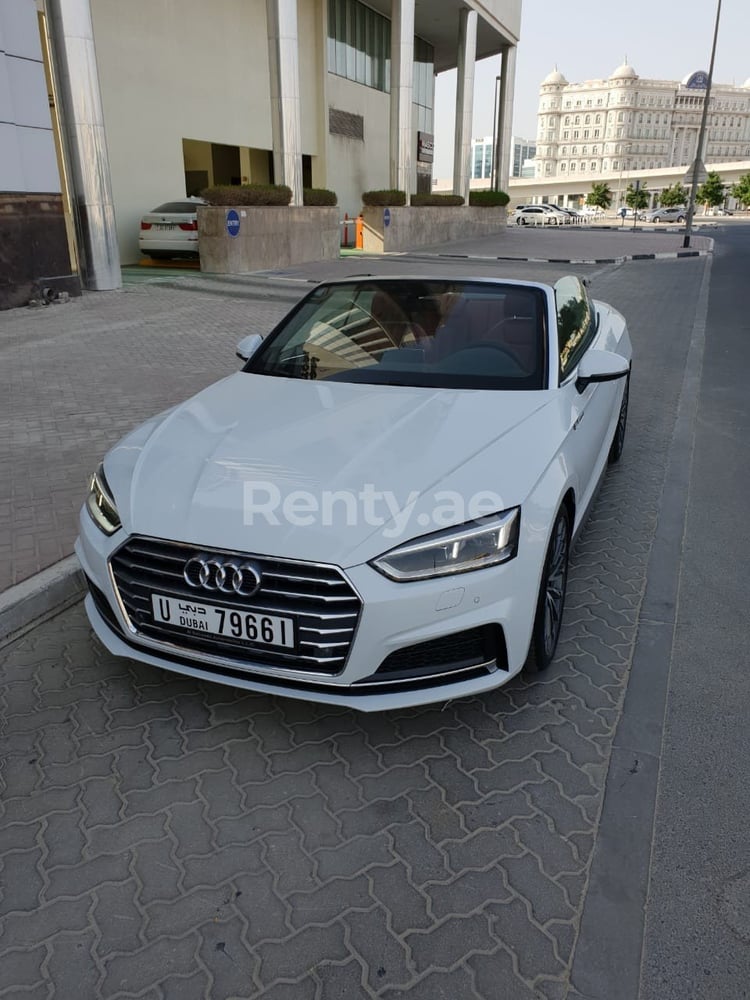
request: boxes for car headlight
[85,464,121,535]
[371,508,520,582]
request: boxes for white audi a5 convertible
[77,275,631,710]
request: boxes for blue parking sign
[226,209,241,237]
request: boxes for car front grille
[109,536,361,675]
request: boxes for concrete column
[493,44,517,194]
[389,0,415,198]
[452,9,477,202]
[46,0,120,290]
[266,0,303,205]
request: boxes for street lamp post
[684,0,722,248]
[617,143,632,226]
[491,75,501,191]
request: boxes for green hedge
[303,187,338,206]
[361,189,407,206]
[410,193,465,207]
[201,184,292,206]
[469,190,510,207]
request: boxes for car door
[554,277,616,514]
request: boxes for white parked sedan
[138,197,207,259]
[77,275,632,710]
[513,205,568,226]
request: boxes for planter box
[362,205,507,253]
[198,206,339,274]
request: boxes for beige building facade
[534,63,750,193]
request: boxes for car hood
[105,373,559,566]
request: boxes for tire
[653,216,660,223]
[677,215,685,223]
[608,373,630,464]
[526,505,571,673]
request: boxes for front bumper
[76,512,540,711]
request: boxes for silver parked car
[640,206,686,223]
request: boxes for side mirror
[575,350,629,393]
[236,333,264,362]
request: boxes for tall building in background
[511,135,536,176]
[470,134,536,180]
[470,136,494,178]
[534,63,750,181]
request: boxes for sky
[432,0,749,180]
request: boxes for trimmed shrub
[469,190,510,207]
[303,187,337,206]
[361,189,407,207]
[201,184,292,206]
[410,193,464,207]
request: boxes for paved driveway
[0,257,708,998]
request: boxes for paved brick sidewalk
[0,284,294,592]
[0,258,707,998]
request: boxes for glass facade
[327,0,391,92]
[413,35,434,132]
[471,139,493,179]
[327,0,434,131]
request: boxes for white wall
[0,0,59,193]
[326,73,391,220]
[91,0,274,262]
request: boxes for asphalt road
[637,224,750,999]
[1,231,748,998]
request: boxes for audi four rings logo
[183,557,262,597]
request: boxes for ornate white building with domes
[534,62,750,183]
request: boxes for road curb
[0,555,84,649]
[424,248,712,266]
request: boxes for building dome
[542,67,568,86]
[742,77,750,88]
[610,61,638,80]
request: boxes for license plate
[151,594,295,648]
[155,223,175,231]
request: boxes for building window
[570,162,576,171]
[591,162,597,171]
[573,130,579,139]
[613,160,619,169]
[574,115,581,125]
[413,34,435,131]
[328,0,391,91]
[561,162,567,171]
[585,114,591,124]
[328,0,435,113]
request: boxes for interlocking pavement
[0,256,707,998]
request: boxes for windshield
[151,201,203,214]
[247,280,547,390]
